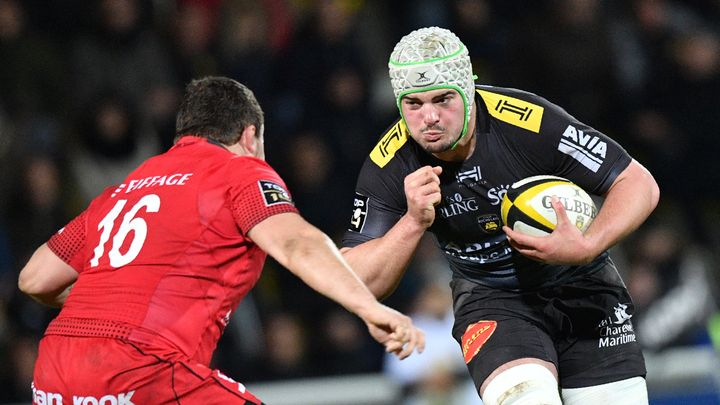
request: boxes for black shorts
[450,261,646,390]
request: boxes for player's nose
[421,105,440,125]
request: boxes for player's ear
[239,125,259,156]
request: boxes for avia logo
[457,166,482,183]
[613,303,632,324]
[439,193,479,218]
[558,124,607,173]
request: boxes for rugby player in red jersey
[19,77,424,405]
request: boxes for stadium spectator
[69,0,179,148]
[384,280,478,405]
[625,212,718,351]
[68,91,160,204]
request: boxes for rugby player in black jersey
[341,27,659,405]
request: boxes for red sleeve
[47,210,87,272]
[227,157,298,235]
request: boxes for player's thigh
[33,336,263,404]
[33,336,161,402]
[171,361,263,404]
[450,279,559,392]
[453,314,558,393]
[555,268,646,388]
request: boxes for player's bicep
[247,212,321,267]
[18,243,79,297]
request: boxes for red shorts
[32,335,263,405]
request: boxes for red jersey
[46,136,297,365]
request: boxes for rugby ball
[501,175,597,237]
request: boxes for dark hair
[174,76,264,145]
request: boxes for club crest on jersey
[258,180,293,206]
[477,214,501,234]
[349,193,369,232]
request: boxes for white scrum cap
[388,27,475,140]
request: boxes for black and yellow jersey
[342,85,632,291]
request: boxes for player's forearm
[584,161,659,257]
[284,230,381,316]
[18,244,79,308]
[341,213,427,299]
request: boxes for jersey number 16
[90,194,161,268]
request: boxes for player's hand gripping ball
[501,175,597,237]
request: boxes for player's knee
[481,363,562,405]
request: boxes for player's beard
[416,125,461,154]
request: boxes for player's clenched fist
[404,166,442,228]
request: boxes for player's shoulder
[94,185,122,204]
[367,118,415,170]
[225,155,285,185]
[227,154,274,170]
[476,84,542,100]
[475,85,557,134]
[475,84,572,135]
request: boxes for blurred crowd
[0,0,719,403]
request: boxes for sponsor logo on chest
[486,184,510,206]
[439,193,479,219]
[456,166,482,183]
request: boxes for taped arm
[18,243,78,308]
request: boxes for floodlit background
[0,0,718,404]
